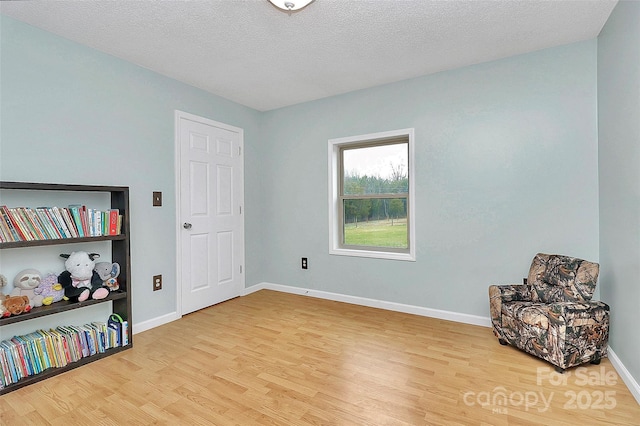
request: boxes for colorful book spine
[50,207,71,238]
[56,326,81,362]
[60,208,79,238]
[9,207,33,240]
[107,319,122,347]
[95,210,103,237]
[21,208,46,240]
[30,332,51,370]
[9,338,31,377]
[88,209,94,236]
[121,321,129,346]
[0,206,20,241]
[68,206,85,237]
[32,209,55,239]
[37,208,63,239]
[0,342,18,384]
[0,212,10,242]
[109,209,119,235]
[0,348,11,388]
[46,208,67,238]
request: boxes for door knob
[183,222,192,229]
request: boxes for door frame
[174,109,245,318]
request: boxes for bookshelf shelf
[0,181,132,394]
[0,292,127,326]
[0,234,126,249]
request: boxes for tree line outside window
[342,163,408,227]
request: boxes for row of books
[0,205,122,243]
[0,319,129,389]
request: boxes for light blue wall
[0,16,263,325]
[1,17,602,332]
[598,0,640,386]
[260,40,600,317]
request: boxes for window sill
[329,247,415,262]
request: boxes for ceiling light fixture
[268,0,315,13]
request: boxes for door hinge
[238,146,242,156]
[239,205,242,214]
[240,265,243,273]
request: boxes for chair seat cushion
[502,300,608,331]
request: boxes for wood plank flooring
[1,289,639,425]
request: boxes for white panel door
[178,112,244,315]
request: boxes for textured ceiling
[0,0,617,111]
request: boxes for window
[328,129,415,261]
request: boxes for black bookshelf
[0,181,132,394]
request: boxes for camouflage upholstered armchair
[489,253,609,372]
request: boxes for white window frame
[328,128,416,261]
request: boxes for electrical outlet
[301,257,308,269]
[153,274,162,291]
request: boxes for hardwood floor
[1,289,639,425]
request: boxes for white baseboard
[132,311,180,335]
[243,282,491,327]
[607,347,640,405]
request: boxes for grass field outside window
[344,218,407,248]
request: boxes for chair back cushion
[528,253,599,303]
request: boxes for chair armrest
[489,284,532,330]
[547,301,610,326]
[489,284,532,303]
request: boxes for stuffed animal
[34,272,67,306]
[58,252,109,302]
[2,294,31,317]
[94,262,120,291]
[11,269,45,308]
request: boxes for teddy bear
[58,251,109,302]
[2,294,31,317]
[94,262,120,291]
[34,272,67,306]
[11,269,45,308]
